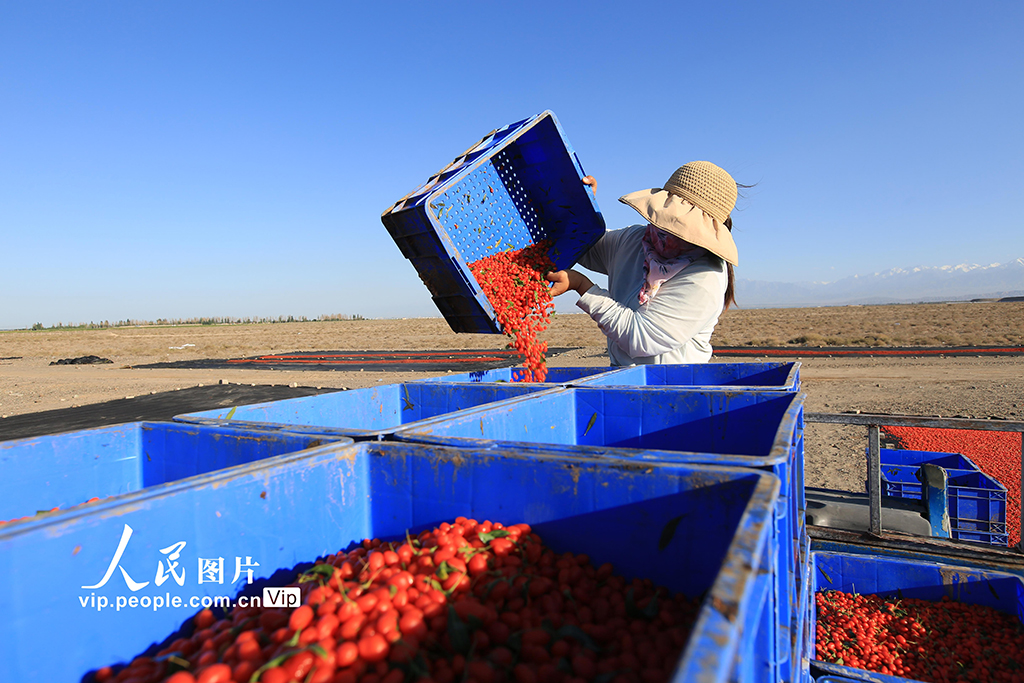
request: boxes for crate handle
[920,463,952,538]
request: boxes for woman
[546,160,738,366]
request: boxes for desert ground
[2,302,1022,492]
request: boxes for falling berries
[469,242,555,382]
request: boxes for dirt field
[713,300,1024,348]
[2,303,1022,492]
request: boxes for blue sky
[3,2,1022,329]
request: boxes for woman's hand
[547,269,594,297]
[546,270,572,296]
[582,175,596,194]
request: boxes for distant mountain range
[736,258,1024,308]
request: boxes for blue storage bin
[416,365,623,384]
[416,362,801,391]
[951,527,1011,547]
[0,441,779,683]
[588,361,801,391]
[880,464,981,498]
[880,448,980,471]
[0,422,346,524]
[394,386,807,679]
[173,381,555,439]
[810,551,1024,683]
[393,387,802,462]
[880,463,1008,545]
[381,110,605,334]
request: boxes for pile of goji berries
[469,243,556,382]
[816,589,1024,682]
[884,426,1023,545]
[95,517,698,683]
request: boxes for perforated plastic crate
[952,527,1011,546]
[381,110,605,333]
[879,464,985,498]
[879,464,1008,545]
[879,447,980,471]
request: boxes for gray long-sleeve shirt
[576,224,727,366]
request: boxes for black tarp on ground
[4,348,580,441]
[0,384,340,442]
[132,348,575,372]
[132,346,1024,370]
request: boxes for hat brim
[619,189,739,266]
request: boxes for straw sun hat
[618,161,739,266]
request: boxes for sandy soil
[2,312,1022,492]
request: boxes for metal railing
[804,413,1024,551]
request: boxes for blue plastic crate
[880,464,1008,545]
[392,387,804,532]
[951,527,1011,546]
[394,386,807,679]
[879,464,979,498]
[0,422,346,524]
[393,387,803,460]
[810,551,1024,683]
[879,447,980,471]
[173,381,555,439]
[381,110,606,334]
[587,361,801,391]
[806,537,1024,582]
[0,441,779,683]
[945,470,1008,536]
[882,465,1007,514]
[416,362,801,391]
